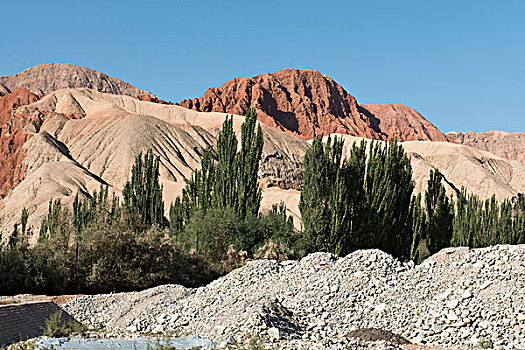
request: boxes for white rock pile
[64,245,525,349]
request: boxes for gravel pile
[64,245,525,349]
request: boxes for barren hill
[359,104,448,142]
[178,69,448,142]
[0,63,153,97]
[0,61,153,199]
[447,130,525,163]
[0,88,307,237]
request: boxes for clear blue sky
[1,0,523,133]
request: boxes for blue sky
[1,0,523,133]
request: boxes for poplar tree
[21,208,28,236]
[40,199,63,239]
[424,169,453,254]
[299,136,330,253]
[363,140,413,259]
[170,109,264,243]
[212,116,237,210]
[499,199,513,244]
[299,136,366,256]
[333,140,366,255]
[180,149,216,218]
[123,150,165,228]
[236,108,264,218]
[452,187,471,247]
[410,193,428,263]
[515,194,525,244]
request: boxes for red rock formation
[0,89,40,198]
[178,69,448,141]
[134,94,174,105]
[0,88,39,124]
[178,69,379,140]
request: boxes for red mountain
[178,69,448,141]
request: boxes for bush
[0,206,215,295]
[175,204,296,271]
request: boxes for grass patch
[43,311,88,337]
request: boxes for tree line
[300,136,525,263]
[1,108,524,294]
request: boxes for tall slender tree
[123,150,165,229]
[362,140,414,259]
[424,169,454,254]
[213,116,237,210]
[410,193,428,263]
[236,108,264,218]
[299,136,330,253]
[300,136,367,256]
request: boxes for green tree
[40,199,65,240]
[410,193,429,263]
[424,169,454,254]
[123,150,165,229]
[170,109,266,259]
[362,140,414,260]
[451,187,470,247]
[299,136,366,256]
[236,108,264,218]
[212,116,237,210]
[411,169,454,262]
[21,207,28,236]
[178,148,216,223]
[298,136,330,254]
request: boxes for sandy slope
[0,89,308,237]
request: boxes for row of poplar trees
[38,149,166,239]
[300,136,525,263]
[169,108,264,233]
[5,108,525,295]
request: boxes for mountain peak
[0,63,153,97]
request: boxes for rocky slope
[0,63,156,198]
[447,131,525,163]
[64,245,525,349]
[360,103,448,142]
[178,68,448,141]
[0,63,152,97]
